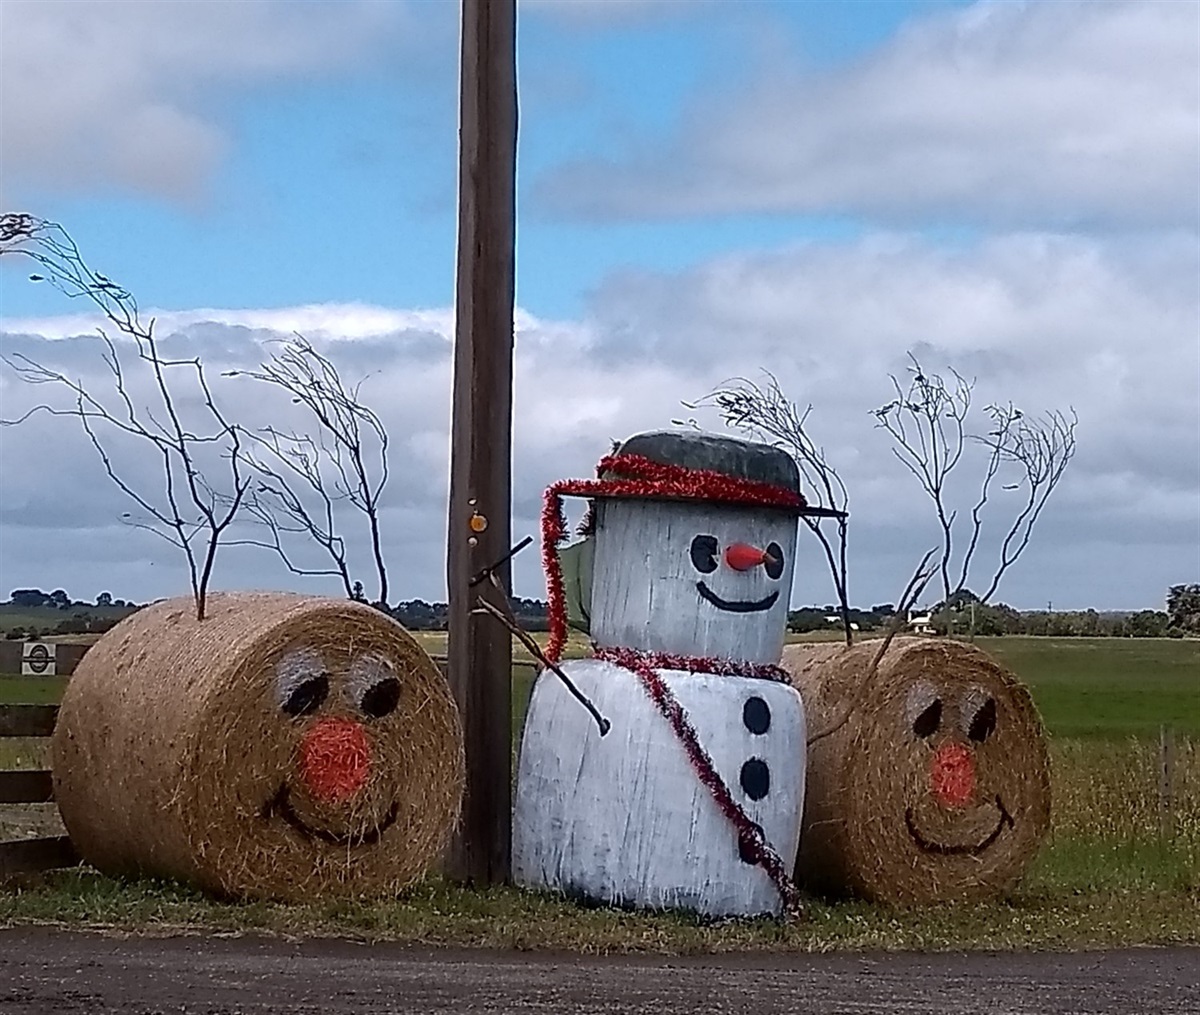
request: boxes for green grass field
[1,635,1195,738]
[977,636,1199,739]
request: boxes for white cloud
[534,0,1200,228]
[0,0,405,201]
[1,226,1196,610]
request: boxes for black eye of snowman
[764,541,785,580]
[347,655,402,719]
[284,677,330,717]
[276,649,331,718]
[690,534,719,573]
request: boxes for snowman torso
[512,659,806,917]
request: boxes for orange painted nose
[299,716,372,804]
[930,742,975,808]
[725,542,773,571]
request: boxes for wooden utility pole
[446,0,517,885]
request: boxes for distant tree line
[785,586,1199,639]
[3,588,143,639]
[5,585,1196,640]
[381,596,549,632]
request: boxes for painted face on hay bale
[898,681,1010,854]
[255,648,413,848]
[784,638,1050,904]
[50,593,463,902]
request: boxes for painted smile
[262,785,399,847]
[905,795,1014,856]
[695,581,779,614]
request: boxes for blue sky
[1,0,1197,611]
[3,0,970,320]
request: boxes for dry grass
[1037,736,1199,893]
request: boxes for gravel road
[0,929,1196,1014]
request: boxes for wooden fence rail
[0,702,77,877]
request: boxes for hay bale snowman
[513,430,837,917]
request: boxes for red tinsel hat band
[542,452,810,662]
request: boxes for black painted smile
[696,581,779,614]
[905,795,1014,856]
[262,785,399,847]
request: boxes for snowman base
[512,658,806,918]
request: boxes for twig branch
[225,335,391,604]
[874,352,1077,609]
[473,593,611,737]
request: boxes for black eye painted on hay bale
[361,677,401,719]
[764,542,784,580]
[690,534,719,573]
[740,758,770,800]
[283,675,329,718]
[969,697,997,742]
[912,699,942,738]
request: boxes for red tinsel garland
[595,645,802,916]
[594,645,790,684]
[541,452,807,662]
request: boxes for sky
[0,0,1197,614]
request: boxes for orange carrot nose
[299,716,372,804]
[931,742,976,808]
[725,542,771,571]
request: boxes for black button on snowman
[514,430,830,917]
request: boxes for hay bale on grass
[51,592,463,901]
[782,636,1050,905]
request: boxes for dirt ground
[0,929,1197,1014]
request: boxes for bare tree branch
[0,213,248,620]
[975,406,1078,603]
[874,351,1078,611]
[687,372,854,645]
[224,335,391,604]
[873,354,970,603]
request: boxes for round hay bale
[782,636,1050,905]
[50,592,463,901]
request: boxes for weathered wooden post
[445,0,518,885]
[512,430,830,917]
[1159,724,1176,841]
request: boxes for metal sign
[21,641,57,677]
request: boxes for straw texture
[51,592,463,901]
[783,637,1050,905]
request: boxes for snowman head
[543,430,838,666]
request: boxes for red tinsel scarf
[541,452,807,663]
[595,645,802,916]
